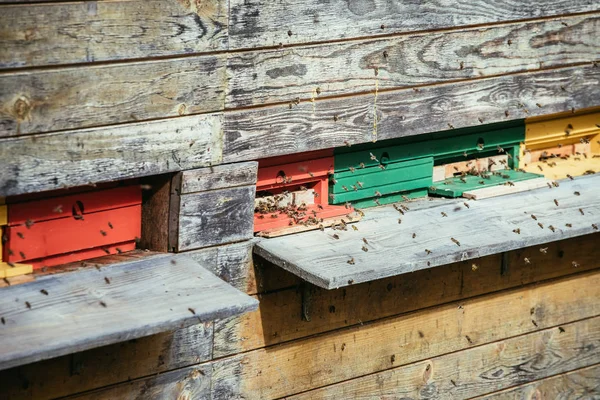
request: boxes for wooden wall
[0,1,599,399]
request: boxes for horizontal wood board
[0,0,228,68]
[0,56,226,137]
[180,161,258,194]
[256,174,600,288]
[228,0,600,49]
[227,14,600,107]
[0,114,222,197]
[0,254,258,371]
[223,65,600,163]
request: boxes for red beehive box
[254,156,349,232]
[3,186,142,269]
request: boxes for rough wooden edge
[180,162,258,194]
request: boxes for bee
[100,230,107,236]
[53,205,63,213]
[374,190,382,197]
[361,245,369,252]
[463,202,470,209]
[333,115,338,122]
[25,301,31,309]
[441,212,447,217]
[317,204,324,210]
[378,164,386,170]
[579,208,585,215]
[345,202,352,209]
[459,61,464,70]
[429,186,437,192]
[506,181,515,187]
[7,261,15,268]
[477,143,484,150]
[343,140,351,147]
[425,249,432,255]
[349,167,355,173]
[352,185,358,191]
[370,152,378,162]
[593,224,598,231]
[40,289,48,295]
[524,257,531,264]
[567,174,574,180]
[412,233,416,239]
[478,117,484,123]
[347,257,355,265]
[451,238,461,246]
[108,222,114,229]
[373,198,381,206]
[549,225,556,232]
[342,185,349,192]
[463,151,468,157]
[104,277,111,284]
[316,87,321,95]
[356,181,364,188]
[19,251,26,259]
[471,263,479,271]
[584,169,596,175]
[188,307,196,315]
[553,199,559,206]
[539,247,548,254]
[332,234,340,240]
[352,225,358,231]
[537,165,544,172]
[460,177,467,183]
[401,195,410,201]
[552,181,560,188]
[16,232,25,239]
[25,219,34,229]
[356,209,365,217]
[448,123,455,129]
[271,214,278,219]
[398,218,402,224]
[538,222,544,229]
[536,103,542,108]
[1,317,4,325]
[531,214,537,220]
[513,228,521,234]
[359,162,365,168]
[572,261,580,268]
[565,223,572,228]
[581,137,591,144]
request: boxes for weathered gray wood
[0,322,213,400]
[228,0,600,49]
[180,162,258,194]
[0,56,226,137]
[0,113,222,197]
[0,0,227,69]
[287,317,600,400]
[463,178,550,200]
[0,254,258,371]
[227,14,600,107]
[256,174,600,289]
[223,65,600,162]
[477,364,600,399]
[140,175,172,253]
[67,363,212,400]
[177,186,256,251]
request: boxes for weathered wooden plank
[67,363,212,400]
[180,161,258,194]
[223,65,600,163]
[0,0,227,69]
[0,322,213,400]
[227,14,600,107]
[476,364,600,399]
[0,56,226,137]
[211,269,600,399]
[228,0,600,49]
[139,175,172,253]
[256,174,600,289]
[287,318,600,400]
[177,186,256,251]
[214,234,600,357]
[0,114,222,197]
[0,254,258,371]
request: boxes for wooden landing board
[0,255,258,371]
[255,174,600,289]
[463,178,550,200]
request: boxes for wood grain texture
[211,269,600,399]
[214,234,600,357]
[0,56,226,137]
[0,0,227,68]
[223,65,600,163]
[287,317,600,400]
[476,364,600,399]
[0,113,223,197]
[256,174,600,289]
[67,363,212,400]
[0,254,258,371]
[180,161,258,194]
[462,177,550,199]
[227,14,600,107]
[177,186,256,251]
[228,0,600,49]
[140,175,172,252]
[0,323,213,400]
